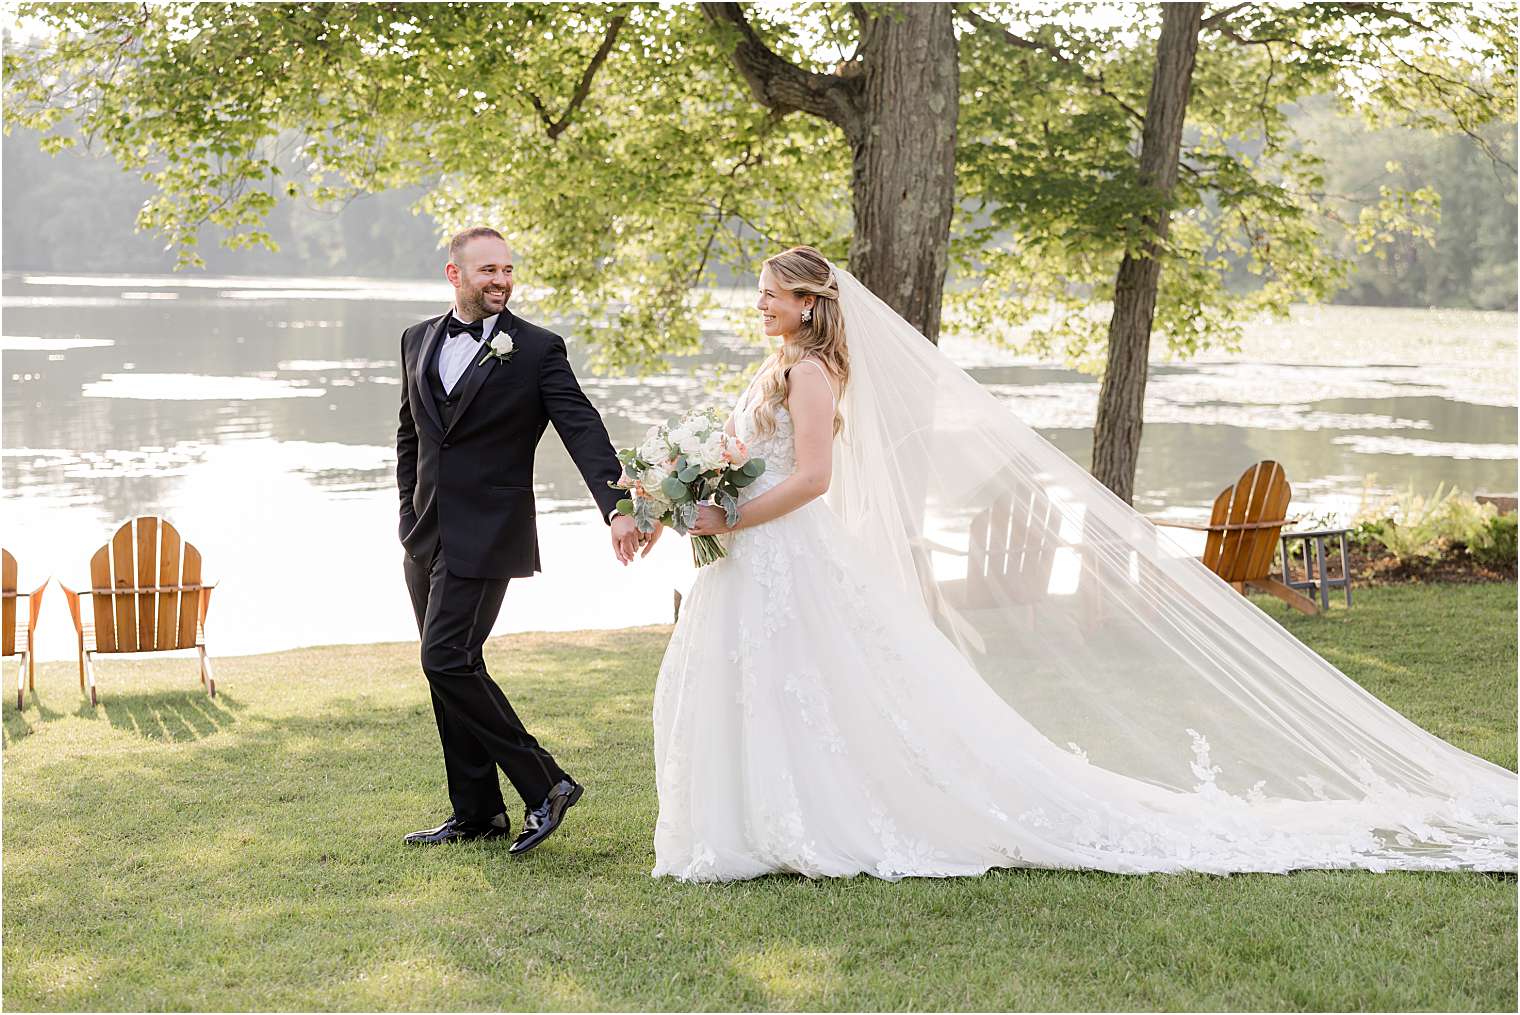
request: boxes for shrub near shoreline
[1352,483,1517,576]
[1280,481,1517,587]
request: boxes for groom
[396,227,655,853]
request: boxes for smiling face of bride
[748,247,850,441]
[756,265,816,343]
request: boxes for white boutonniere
[477,331,516,367]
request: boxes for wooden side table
[1278,528,1352,611]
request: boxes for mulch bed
[1289,542,1517,587]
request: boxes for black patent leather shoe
[508,778,584,855]
[403,812,511,846]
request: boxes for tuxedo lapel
[414,314,448,436]
[446,310,517,434]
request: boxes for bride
[650,245,1516,883]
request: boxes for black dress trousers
[403,543,568,821]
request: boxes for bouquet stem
[691,534,727,568]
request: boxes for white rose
[697,435,727,471]
[640,467,674,506]
[722,433,750,468]
[489,334,514,356]
[639,435,668,463]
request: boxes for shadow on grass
[95,690,240,742]
[3,687,241,748]
[4,690,81,749]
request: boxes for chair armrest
[26,577,48,634]
[1151,518,1290,533]
[1150,519,1213,531]
[911,536,967,557]
[58,582,86,637]
[198,585,214,626]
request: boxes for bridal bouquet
[611,407,767,567]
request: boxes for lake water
[3,273,1515,663]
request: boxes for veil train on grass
[825,264,1516,871]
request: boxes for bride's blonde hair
[750,245,849,439]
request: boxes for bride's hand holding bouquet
[611,407,767,566]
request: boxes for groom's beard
[460,285,510,321]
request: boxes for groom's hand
[610,515,641,565]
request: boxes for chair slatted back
[89,544,115,652]
[89,517,206,653]
[157,522,183,651]
[968,491,1059,606]
[1201,462,1291,583]
[2,549,16,658]
[178,541,202,649]
[111,521,138,652]
[136,516,157,649]
[968,495,1009,599]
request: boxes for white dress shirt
[438,310,500,395]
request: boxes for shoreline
[12,575,1514,669]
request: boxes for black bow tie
[446,317,484,340]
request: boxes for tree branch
[1209,21,1321,57]
[957,7,1144,125]
[1200,2,1254,30]
[1204,0,1514,175]
[1321,1,1436,33]
[1207,0,1438,49]
[521,13,626,141]
[699,2,864,137]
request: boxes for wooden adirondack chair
[3,550,49,710]
[59,517,217,705]
[966,490,1062,619]
[1153,461,1318,615]
[918,487,1110,634]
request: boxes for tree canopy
[5,2,1514,372]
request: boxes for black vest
[427,333,479,430]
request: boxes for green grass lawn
[3,582,1515,1011]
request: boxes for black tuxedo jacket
[396,307,623,579]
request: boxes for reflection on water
[82,373,330,400]
[3,272,1515,662]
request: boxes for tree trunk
[849,4,959,344]
[700,1,957,341]
[1090,3,1202,503]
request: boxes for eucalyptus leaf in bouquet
[609,406,767,567]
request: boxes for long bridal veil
[825,265,1516,871]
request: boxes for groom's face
[447,236,514,320]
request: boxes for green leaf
[632,497,658,532]
[718,491,740,528]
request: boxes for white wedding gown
[650,267,1507,881]
[651,369,1517,883]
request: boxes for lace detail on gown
[649,371,1517,883]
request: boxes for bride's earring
[801,307,813,325]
